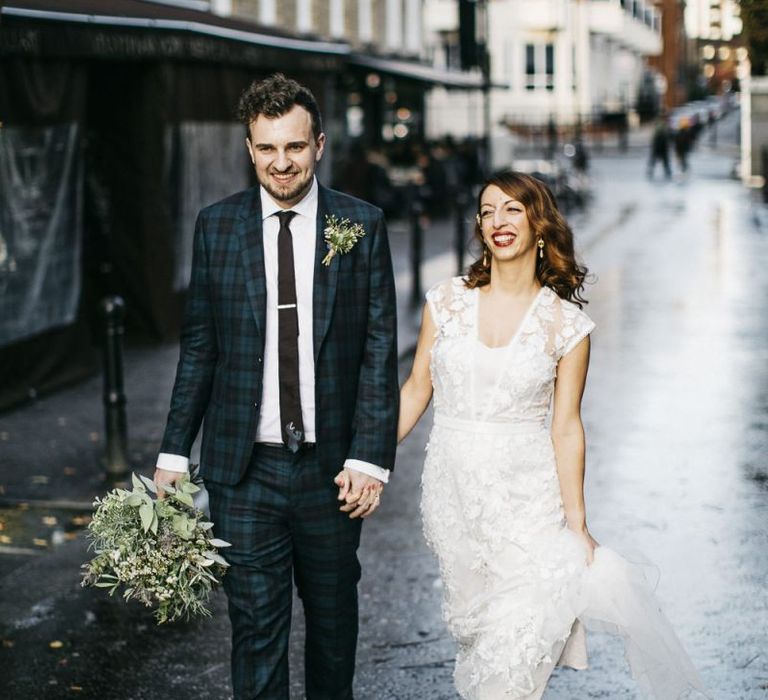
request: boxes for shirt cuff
[156,453,189,474]
[343,459,390,484]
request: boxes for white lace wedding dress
[421,278,707,700]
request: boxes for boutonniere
[322,215,366,266]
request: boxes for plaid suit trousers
[207,444,362,700]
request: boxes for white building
[425,0,662,152]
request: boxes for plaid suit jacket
[160,183,399,485]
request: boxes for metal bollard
[409,193,424,309]
[454,192,467,274]
[100,296,129,477]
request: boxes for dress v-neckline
[474,285,545,350]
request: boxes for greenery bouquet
[81,472,230,624]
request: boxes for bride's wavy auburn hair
[465,171,589,307]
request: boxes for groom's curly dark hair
[237,73,323,140]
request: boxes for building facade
[684,0,743,95]
[424,0,662,157]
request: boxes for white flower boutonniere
[322,215,366,266]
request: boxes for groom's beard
[260,168,314,205]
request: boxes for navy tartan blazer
[160,183,399,486]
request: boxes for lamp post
[100,296,129,478]
[460,0,492,176]
[478,0,492,176]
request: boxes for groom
[154,74,399,699]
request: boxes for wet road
[2,113,766,699]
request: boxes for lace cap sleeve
[556,299,595,359]
[425,277,468,330]
[425,282,444,327]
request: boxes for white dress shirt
[157,178,390,483]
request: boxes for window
[524,43,555,91]
[545,43,554,80]
[440,30,462,70]
[525,44,535,82]
[259,0,276,24]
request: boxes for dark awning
[1,0,484,88]
[0,0,349,70]
[349,53,484,90]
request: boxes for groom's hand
[153,467,185,500]
[334,469,383,519]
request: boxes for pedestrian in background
[647,116,672,180]
[573,135,589,175]
[674,123,693,176]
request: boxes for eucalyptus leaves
[322,215,366,266]
[81,472,230,624]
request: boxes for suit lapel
[313,185,338,363]
[235,188,267,336]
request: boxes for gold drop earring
[482,246,490,267]
[537,237,545,259]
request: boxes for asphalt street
[1,111,766,699]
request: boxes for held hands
[334,469,383,519]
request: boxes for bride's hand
[571,528,600,565]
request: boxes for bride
[397,171,707,699]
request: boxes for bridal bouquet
[81,472,230,624]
